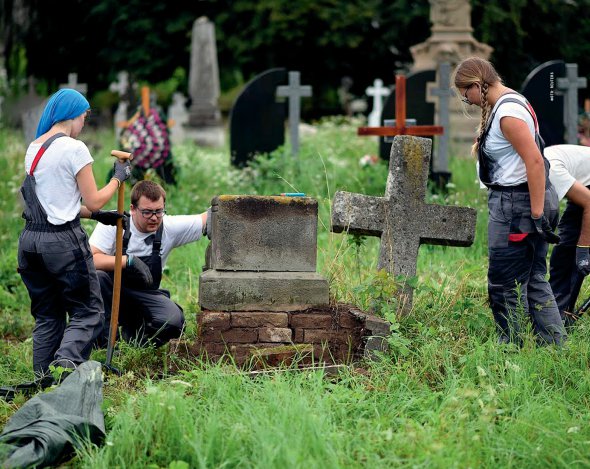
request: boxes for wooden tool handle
[111,150,133,161]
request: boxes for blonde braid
[472,82,491,155]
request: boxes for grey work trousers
[17,225,105,374]
[487,187,566,345]
[96,270,184,347]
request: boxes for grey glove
[124,255,153,288]
[90,210,123,226]
[532,215,560,244]
[202,207,212,239]
[112,159,132,184]
[576,246,590,275]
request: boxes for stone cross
[366,79,390,127]
[109,71,130,139]
[557,63,587,144]
[59,73,87,95]
[168,92,189,144]
[276,71,312,156]
[428,62,455,174]
[331,135,476,315]
[358,75,443,138]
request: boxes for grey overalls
[17,133,104,374]
[479,96,566,345]
[96,222,184,346]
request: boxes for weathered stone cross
[276,71,312,157]
[428,62,455,175]
[59,73,87,95]
[557,63,587,144]
[331,135,477,314]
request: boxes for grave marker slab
[557,63,587,144]
[521,60,566,146]
[109,71,130,139]
[229,68,287,167]
[276,71,312,157]
[331,135,476,314]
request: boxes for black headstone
[379,70,436,161]
[521,60,566,146]
[229,68,288,167]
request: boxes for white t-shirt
[480,93,536,186]
[24,137,93,224]
[545,144,590,200]
[89,214,203,270]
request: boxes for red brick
[199,311,231,330]
[250,344,314,368]
[338,311,362,329]
[290,313,332,329]
[231,312,289,328]
[200,328,258,343]
[304,330,357,344]
[293,329,305,342]
[258,327,292,343]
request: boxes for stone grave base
[169,304,390,369]
[183,125,224,147]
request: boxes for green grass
[1,121,590,468]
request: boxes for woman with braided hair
[453,57,566,345]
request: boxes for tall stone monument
[185,16,224,147]
[410,0,493,154]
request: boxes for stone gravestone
[200,195,328,311]
[557,63,587,144]
[229,68,287,167]
[521,60,566,147]
[379,70,436,161]
[167,92,190,145]
[109,71,130,140]
[276,71,312,157]
[185,16,224,147]
[366,79,390,127]
[427,62,455,184]
[332,135,477,315]
[192,195,390,366]
[59,72,87,94]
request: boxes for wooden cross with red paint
[358,75,444,138]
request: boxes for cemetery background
[2,1,590,467]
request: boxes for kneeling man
[90,180,207,346]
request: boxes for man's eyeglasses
[461,84,474,105]
[137,208,166,219]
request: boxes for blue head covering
[35,88,90,138]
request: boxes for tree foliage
[2,0,589,114]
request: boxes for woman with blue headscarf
[17,88,131,379]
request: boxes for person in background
[545,144,590,324]
[453,57,566,345]
[89,180,208,347]
[17,88,131,377]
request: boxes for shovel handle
[111,150,133,161]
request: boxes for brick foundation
[170,304,390,368]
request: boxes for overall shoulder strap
[152,223,164,255]
[29,132,67,175]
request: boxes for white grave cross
[366,78,390,127]
[59,73,87,95]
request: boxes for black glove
[112,159,132,184]
[532,215,561,244]
[90,210,123,226]
[124,255,153,288]
[576,246,590,275]
[202,207,212,239]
